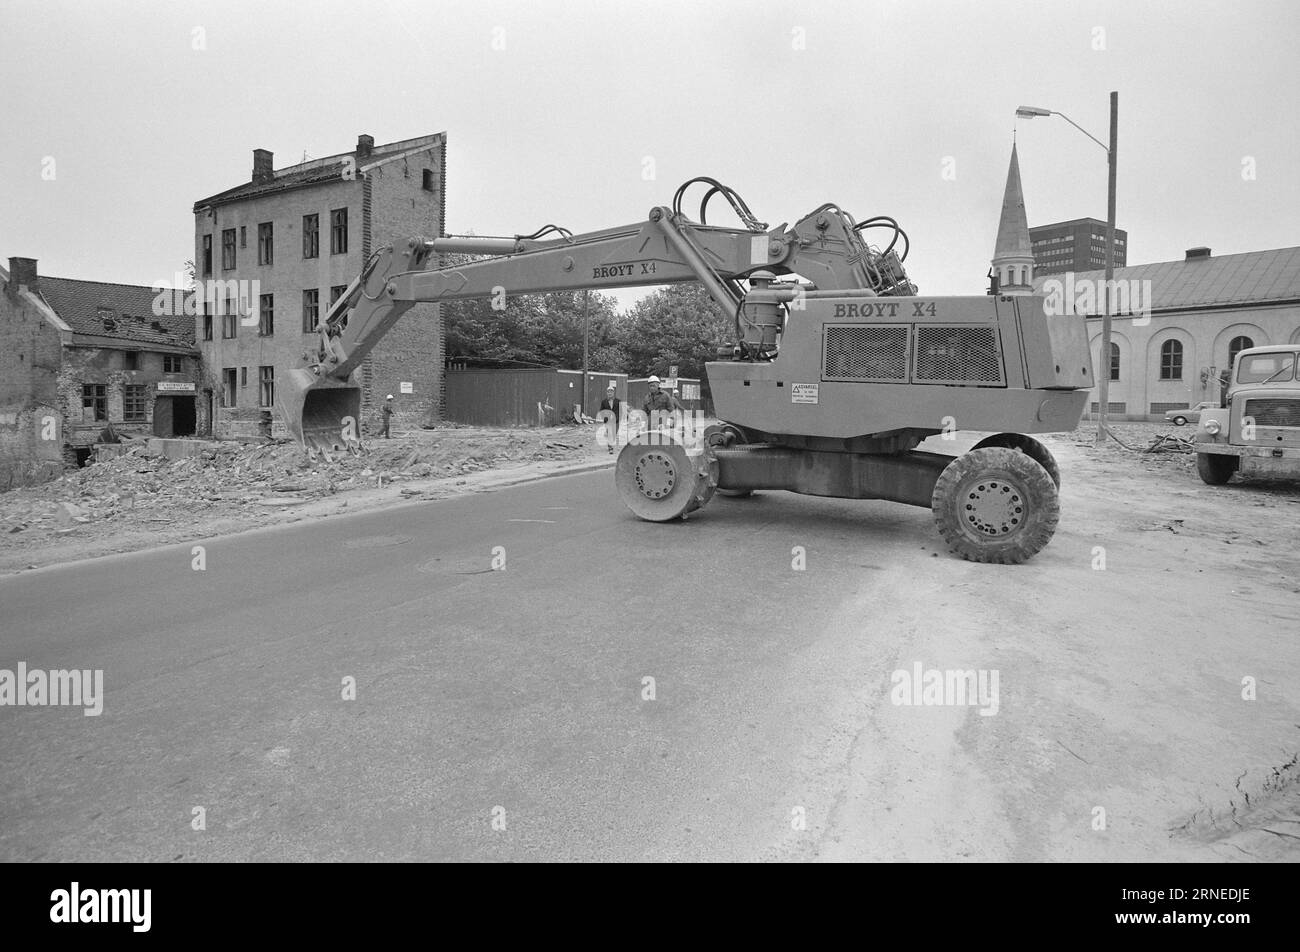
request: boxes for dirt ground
[0,423,608,575]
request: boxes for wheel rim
[633,451,677,499]
[960,475,1026,538]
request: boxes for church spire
[992,142,1034,294]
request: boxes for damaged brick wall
[365,140,445,434]
[0,404,63,490]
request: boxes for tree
[621,283,734,379]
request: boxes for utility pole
[581,290,590,417]
[1096,91,1118,445]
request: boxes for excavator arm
[282,178,915,451]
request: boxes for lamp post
[1017,92,1118,445]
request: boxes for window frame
[123,384,148,422]
[302,289,320,333]
[1159,339,1183,381]
[259,365,275,408]
[330,208,349,255]
[303,214,319,259]
[82,383,107,421]
[221,228,236,270]
[257,222,274,266]
[258,293,274,337]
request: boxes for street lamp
[1017,93,1118,446]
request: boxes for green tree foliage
[621,283,734,379]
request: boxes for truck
[279,175,1094,563]
[1194,344,1300,484]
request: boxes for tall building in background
[991,143,1034,296]
[192,133,446,439]
[1030,218,1127,275]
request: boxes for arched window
[1021,266,1029,284]
[1108,341,1120,381]
[1228,335,1254,369]
[1159,340,1183,380]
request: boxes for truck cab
[1194,345,1300,484]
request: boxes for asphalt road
[1,456,1296,862]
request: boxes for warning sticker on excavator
[792,383,819,404]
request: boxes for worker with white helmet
[641,374,683,430]
[379,393,395,439]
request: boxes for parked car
[1165,402,1217,426]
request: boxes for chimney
[356,134,374,159]
[252,149,274,185]
[1185,246,1212,261]
[7,257,38,291]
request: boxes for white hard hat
[386,394,394,399]
[606,382,616,390]
[647,375,661,384]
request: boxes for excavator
[280,176,1092,563]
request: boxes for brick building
[0,258,201,487]
[192,133,447,439]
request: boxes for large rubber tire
[972,433,1061,490]
[1196,452,1237,485]
[1172,416,1188,427]
[615,436,717,522]
[932,447,1060,564]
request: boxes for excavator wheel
[616,432,718,522]
[703,422,755,498]
[931,447,1059,564]
[971,433,1061,490]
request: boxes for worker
[641,375,683,431]
[379,394,394,438]
[598,382,622,453]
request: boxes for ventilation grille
[913,326,1003,385]
[822,325,908,382]
[1244,398,1300,428]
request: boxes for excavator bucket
[279,367,363,454]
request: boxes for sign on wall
[400,381,414,394]
[157,381,196,392]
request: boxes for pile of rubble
[0,428,596,548]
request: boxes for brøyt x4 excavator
[280,177,1093,563]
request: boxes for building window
[303,214,319,259]
[1159,340,1183,380]
[123,384,148,422]
[422,169,434,191]
[258,222,273,265]
[164,354,184,373]
[222,228,236,269]
[222,368,237,407]
[1108,342,1120,381]
[239,226,247,248]
[259,293,274,336]
[330,285,347,305]
[302,289,320,332]
[330,208,348,255]
[123,351,140,371]
[82,384,107,421]
[222,310,237,339]
[202,235,212,276]
[259,366,275,408]
[240,366,248,387]
[1228,335,1254,370]
[202,314,213,341]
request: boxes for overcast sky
[2,0,1296,309]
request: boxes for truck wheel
[1195,452,1237,485]
[971,433,1060,489]
[931,447,1059,564]
[1172,416,1188,427]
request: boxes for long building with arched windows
[1029,245,1300,420]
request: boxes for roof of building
[993,143,1032,261]
[1030,217,1116,232]
[1031,246,1300,311]
[193,134,444,210]
[35,277,197,350]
